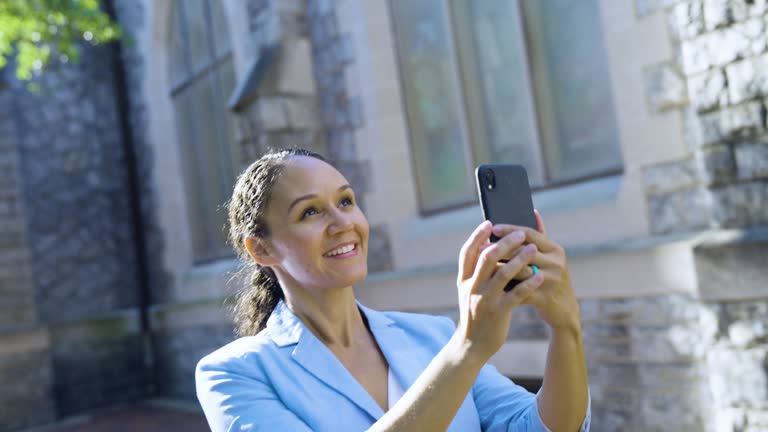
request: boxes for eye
[340,196,354,207]
[301,206,319,219]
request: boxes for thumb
[534,209,547,235]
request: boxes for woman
[196,148,590,431]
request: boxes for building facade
[0,0,767,431]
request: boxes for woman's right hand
[453,220,544,364]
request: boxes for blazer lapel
[358,303,434,399]
[267,301,385,420]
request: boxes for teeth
[326,244,355,257]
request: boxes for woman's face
[259,156,369,292]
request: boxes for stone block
[697,101,766,146]
[735,141,768,179]
[283,96,320,130]
[642,158,699,195]
[703,0,732,30]
[276,38,317,96]
[695,237,768,300]
[648,187,712,234]
[688,68,728,112]
[334,159,370,194]
[0,350,56,431]
[255,97,288,131]
[50,325,148,415]
[644,61,688,112]
[707,347,768,407]
[154,324,234,399]
[669,0,705,40]
[638,385,715,431]
[367,223,394,273]
[711,181,768,227]
[726,54,768,105]
[700,144,737,185]
[507,304,548,340]
[681,18,766,75]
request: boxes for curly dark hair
[226,148,326,336]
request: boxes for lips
[324,241,357,257]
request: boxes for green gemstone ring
[530,265,539,275]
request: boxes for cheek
[354,209,370,238]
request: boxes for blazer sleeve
[473,352,592,432]
[195,355,313,432]
[432,316,590,432]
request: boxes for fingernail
[526,244,537,254]
[535,272,543,282]
[513,231,525,241]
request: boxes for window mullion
[442,0,479,197]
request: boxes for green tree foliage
[0,0,121,80]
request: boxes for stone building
[0,0,766,431]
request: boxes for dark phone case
[475,164,537,291]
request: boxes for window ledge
[183,257,241,283]
[532,174,622,214]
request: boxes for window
[390,0,623,213]
[169,0,237,262]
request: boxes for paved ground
[23,402,209,432]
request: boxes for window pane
[169,2,190,86]
[451,0,544,186]
[522,0,622,182]
[217,59,240,173]
[185,0,215,74]
[390,0,473,210]
[194,74,232,257]
[209,0,231,58]
[172,88,210,258]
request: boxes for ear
[244,235,279,267]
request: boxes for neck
[282,285,368,348]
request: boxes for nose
[327,207,354,236]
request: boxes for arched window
[169,0,237,262]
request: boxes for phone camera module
[484,169,496,190]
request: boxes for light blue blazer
[196,300,591,431]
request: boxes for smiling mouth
[324,243,357,257]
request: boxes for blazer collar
[265,300,433,421]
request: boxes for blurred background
[1,0,767,431]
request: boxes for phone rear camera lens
[485,169,496,190]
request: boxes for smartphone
[475,164,537,291]
[476,164,537,237]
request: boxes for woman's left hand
[489,210,581,332]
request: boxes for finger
[501,271,544,308]
[495,261,534,279]
[528,252,560,270]
[487,243,537,294]
[534,209,547,235]
[473,231,527,290]
[492,224,558,253]
[458,221,492,282]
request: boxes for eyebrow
[287,184,353,214]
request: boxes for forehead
[271,156,349,201]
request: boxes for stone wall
[153,323,234,400]
[0,15,154,427]
[581,295,718,431]
[641,0,768,235]
[631,2,768,429]
[0,78,57,431]
[305,0,393,272]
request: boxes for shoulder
[195,330,277,380]
[379,310,457,345]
